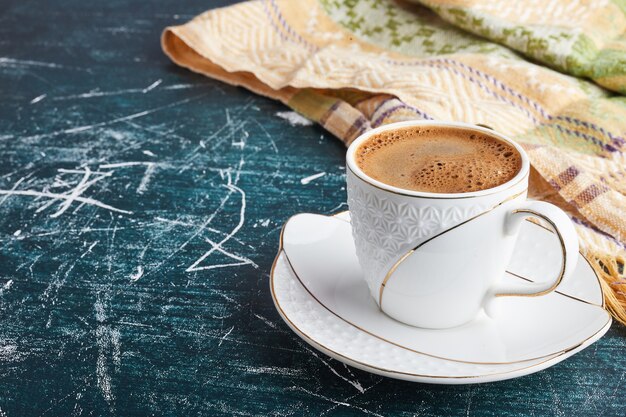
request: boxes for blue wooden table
[1,1,625,415]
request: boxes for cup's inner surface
[354,125,522,194]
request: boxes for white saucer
[270,212,611,384]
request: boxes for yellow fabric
[162,0,626,323]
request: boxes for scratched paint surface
[0,0,625,416]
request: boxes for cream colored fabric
[163,0,626,323]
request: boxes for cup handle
[491,201,579,298]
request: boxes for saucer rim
[271,250,612,383]
[281,212,610,364]
[271,211,611,375]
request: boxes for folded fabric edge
[161,23,626,326]
[162,27,297,104]
[162,26,383,145]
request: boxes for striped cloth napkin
[162,0,626,324]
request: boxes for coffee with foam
[355,126,521,193]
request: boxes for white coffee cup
[346,121,578,329]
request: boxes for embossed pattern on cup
[347,170,487,299]
[345,121,580,330]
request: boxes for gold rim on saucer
[272,212,609,369]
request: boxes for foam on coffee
[355,126,522,193]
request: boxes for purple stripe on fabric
[267,0,318,52]
[369,96,402,118]
[576,184,609,205]
[557,165,580,187]
[440,62,617,151]
[385,59,542,122]
[444,59,626,146]
[372,103,433,127]
[261,0,291,45]
[345,115,370,140]
[440,59,626,149]
[383,57,624,151]
[441,58,553,120]
[319,100,342,126]
[554,115,626,146]
[571,216,626,250]
[261,6,623,150]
